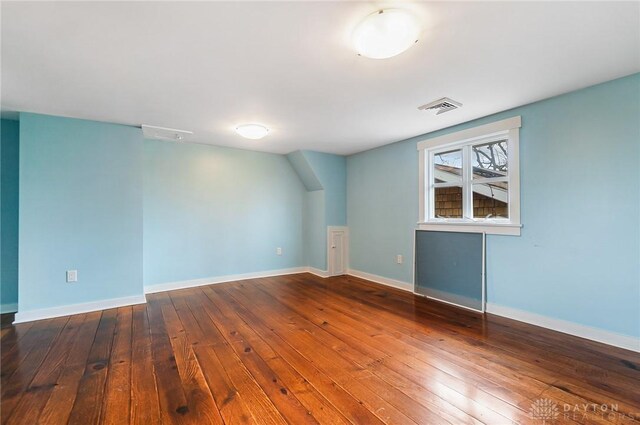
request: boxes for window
[418,116,521,235]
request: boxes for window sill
[417,221,522,236]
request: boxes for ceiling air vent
[141,125,193,142]
[418,97,462,115]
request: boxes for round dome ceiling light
[352,9,420,59]
[235,124,270,140]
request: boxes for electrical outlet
[66,270,78,283]
[396,255,403,264]
[276,247,282,256]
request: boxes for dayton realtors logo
[529,398,637,423]
[529,399,559,423]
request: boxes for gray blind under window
[414,230,484,311]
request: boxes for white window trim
[417,116,522,236]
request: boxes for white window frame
[417,116,522,236]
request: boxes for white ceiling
[2,1,639,155]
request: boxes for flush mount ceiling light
[352,9,420,59]
[235,124,270,140]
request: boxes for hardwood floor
[1,273,639,424]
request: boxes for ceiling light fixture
[352,9,420,59]
[235,124,270,140]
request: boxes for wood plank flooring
[1,273,639,424]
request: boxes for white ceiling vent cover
[141,125,193,142]
[418,97,462,115]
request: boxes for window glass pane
[473,182,508,219]
[433,149,462,183]
[434,186,462,218]
[472,140,508,179]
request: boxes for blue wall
[301,151,347,227]
[287,150,346,270]
[347,73,640,338]
[287,151,323,191]
[143,139,306,286]
[302,190,326,270]
[1,119,20,312]
[18,113,144,313]
[13,113,336,312]
[287,151,327,269]
[348,140,418,283]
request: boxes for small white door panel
[327,226,348,276]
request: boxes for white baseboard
[486,303,639,353]
[12,267,309,323]
[1,303,18,314]
[14,294,147,324]
[144,267,308,294]
[346,269,414,292]
[12,268,637,353]
[345,269,639,353]
[307,267,330,278]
